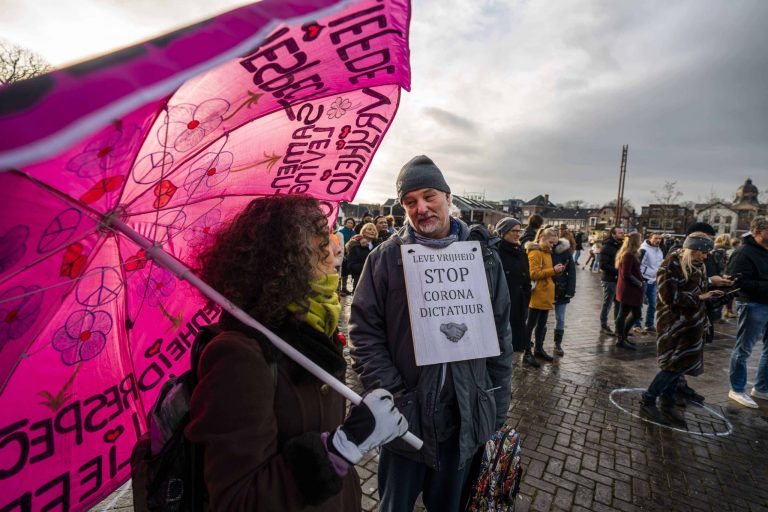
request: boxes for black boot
[523,350,541,368]
[678,382,705,403]
[534,334,554,362]
[659,395,687,427]
[639,395,669,425]
[615,336,637,350]
[553,329,564,356]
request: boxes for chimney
[544,194,549,204]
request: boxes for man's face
[363,215,372,224]
[376,217,388,232]
[402,188,452,239]
[613,228,625,241]
[649,234,662,247]
[503,226,522,243]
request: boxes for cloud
[358,0,768,208]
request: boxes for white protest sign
[401,241,500,366]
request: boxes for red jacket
[616,252,644,307]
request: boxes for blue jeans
[573,250,581,264]
[378,434,474,512]
[555,303,568,331]
[592,254,601,271]
[729,302,768,393]
[643,280,657,328]
[600,281,618,327]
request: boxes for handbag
[466,425,523,512]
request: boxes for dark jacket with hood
[520,225,539,245]
[599,235,622,282]
[349,219,513,470]
[727,234,768,305]
[498,237,531,352]
[345,236,375,278]
[552,238,576,305]
[185,312,360,512]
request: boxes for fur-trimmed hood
[553,237,571,255]
[524,241,551,253]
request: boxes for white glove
[328,389,408,464]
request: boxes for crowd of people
[136,153,768,511]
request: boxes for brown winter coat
[616,252,643,307]
[526,242,557,310]
[185,315,362,512]
[655,251,709,376]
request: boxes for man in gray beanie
[350,155,513,511]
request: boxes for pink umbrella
[0,1,420,509]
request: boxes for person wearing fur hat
[349,155,512,511]
[551,234,576,356]
[525,227,566,365]
[496,217,533,363]
[639,232,725,426]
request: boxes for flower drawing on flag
[0,286,43,350]
[145,268,176,307]
[0,225,30,275]
[327,97,353,119]
[159,98,230,152]
[183,151,234,198]
[183,209,222,249]
[52,309,112,365]
[66,123,141,178]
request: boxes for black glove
[327,389,408,464]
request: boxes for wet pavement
[98,266,768,511]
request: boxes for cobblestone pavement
[98,267,768,511]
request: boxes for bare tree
[651,180,683,205]
[562,199,584,209]
[1,41,52,85]
[700,186,725,204]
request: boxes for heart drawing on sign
[440,322,468,343]
[103,425,124,443]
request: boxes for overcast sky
[2,0,766,208]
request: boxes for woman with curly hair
[185,195,407,511]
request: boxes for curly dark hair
[196,195,330,328]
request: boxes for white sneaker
[729,390,759,408]
[750,387,768,401]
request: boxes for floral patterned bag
[466,425,523,512]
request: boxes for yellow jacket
[526,242,557,310]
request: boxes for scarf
[404,217,461,249]
[287,274,341,338]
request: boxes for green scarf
[287,274,341,338]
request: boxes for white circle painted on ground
[609,387,733,437]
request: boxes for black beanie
[686,222,716,236]
[396,155,451,202]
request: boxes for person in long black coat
[495,218,534,364]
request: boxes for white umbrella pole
[109,217,423,451]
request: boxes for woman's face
[312,233,338,277]
[362,226,377,239]
[539,235,556,249]
[691,250,708,264]
[345,219,355,229]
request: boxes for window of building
[664,220,674,229]
[590,218,597,226]
[724,225,731,234]
[714,215,721,223]
[703,215,710,223]
[650,219,660,228]
[725,216,732,224]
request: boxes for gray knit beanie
[396,155,451,202]
[495,217,522,236]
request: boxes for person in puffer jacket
[551,237,576,357]
[525,227,566,367]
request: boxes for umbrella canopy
[0,0,411,509]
